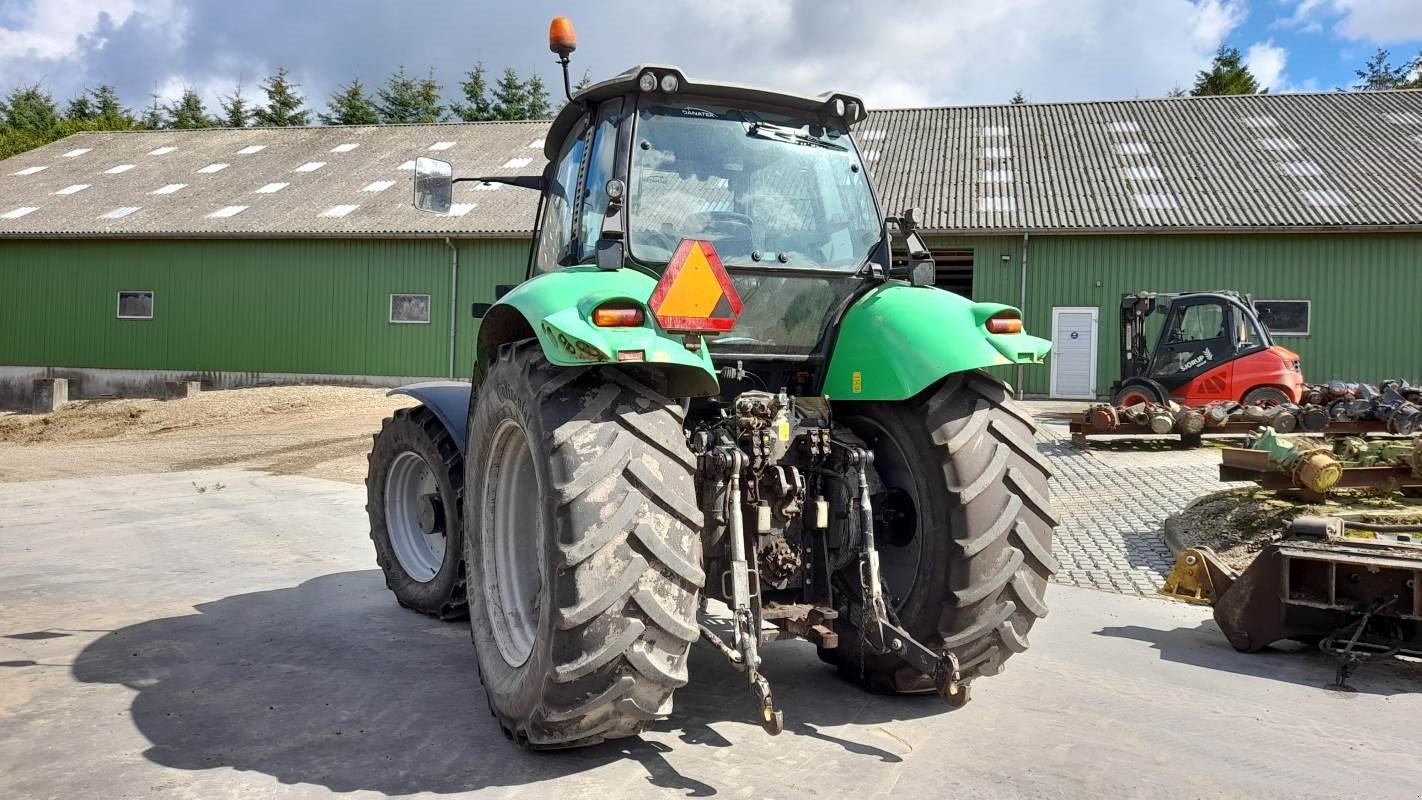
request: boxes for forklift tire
[1112,379,1167,407]
[464,340,704,748]
[1242,386,1290,407]
[830,371,1058,694]
[366,405,467,620]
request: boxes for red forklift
[1112,291,1303,407]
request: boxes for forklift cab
[1150,294,1268,386]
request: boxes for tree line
[0,64,582,160]
[1010,46,1422,103]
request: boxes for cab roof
[544,64,867,161]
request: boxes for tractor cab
[1115,291,1303,407]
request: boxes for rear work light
[592,302,645,327]
[986,313,1023,334]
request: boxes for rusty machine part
[1147,402,1179,434]
[1176,407,1206,436]
[1160,515,1422,690]
[1203,401,1237,428]
[1085,403,1120,432]
[1249,427,1344,494]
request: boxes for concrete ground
[4,469,1420,799]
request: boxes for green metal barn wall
[938,232,1422,398]
[0,238,530,380]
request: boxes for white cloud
[1279,0,1422,42]
[1245,40,1288,90]
[0,0,138,60]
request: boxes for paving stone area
[1025,401,1248,596]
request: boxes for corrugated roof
[0,121,547,238]
[1,90,1420,238]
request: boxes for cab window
[1170,303,1223,343]
[534,121,588,273]
[576,99,624,263]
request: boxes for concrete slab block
[163,380,202,400]
[31,377,68,413]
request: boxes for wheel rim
[480,419,544,668]
[384,451,447,582]
[855,419,923,608]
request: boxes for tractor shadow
[1095,620,1422,697]
[71,570,941,796]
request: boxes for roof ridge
[70,118,552,135]
[871,88,1422,114]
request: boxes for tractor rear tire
[366,405,467,620]
[830,371,1058,694]
[464,340,704,749]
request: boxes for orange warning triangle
[649,240,742,332]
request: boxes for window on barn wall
[889,248,974,297]
[1254,300,1310,336]
[389,293,432,324]
[116,291,154,320]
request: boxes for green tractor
[366,17,1056,748]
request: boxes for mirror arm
[453,176,546,191]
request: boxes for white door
[1050,307,1098,400]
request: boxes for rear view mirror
[413,157,453,214]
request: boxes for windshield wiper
[746,122,846,152]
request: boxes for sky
[0,0,1419,116]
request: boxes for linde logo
[1183,347,1214,371]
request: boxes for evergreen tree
[166,88,215,129]
[1348,48,1422,91]
[219,85,252,128]
[525,72,551,119]
[375,66,443,123]
[320,78,380,125]
[66,94,96,121]
[1166,86,1188,98]
[450,63,495,121]
[1190,47,1264,96]
[89,85,133,126]
[4,84,60,132]
[492,67,529,120]
[1010,89,1026,105]
[252,67,310,127]
[141,91,166,129]
[574,69,593,93]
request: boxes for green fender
[822,283,1051,401]
[480,267,720,397]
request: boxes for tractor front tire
[832,371,1058,694]
[366,405,467,620]
[464,341,704,748]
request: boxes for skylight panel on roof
[321,204,360,218]
[1123,165,1163,180]
[448,203,477,217]
[197,163,229,173]
[1108,121,1140,133]
[330,143,360,153]
[981,125,1009,136]
[148,146,177,156]
[397,160,416,170]
[12,165,47,175]
[237,145,266,155]
[1134,193,1177,209]
[429,141,457,151]
[293,161,326,172]
[1386,112,1422,125]
[105,164,135,174]
[863,150,879,162]
[528,138,544,148]
[978,169,1013,183]
[1302,189,1348,207]
[151,183,187,195]
[363,180,396,192]
[502,157,533,169]
[1115,142,1149,155]
[101,206,141,219]
[255,182,290,193]
[63,148,91,157]
[1255,138,1298,151]
[858,129,885,141]
[1,206,38,219]
[1277,161,1323,176]
[474,182,502,192]
[1241,116,1277,128]
[208,205,248,218]
[976,197,1016,212]
[979,147,1011,159]
[55,184,91,195]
